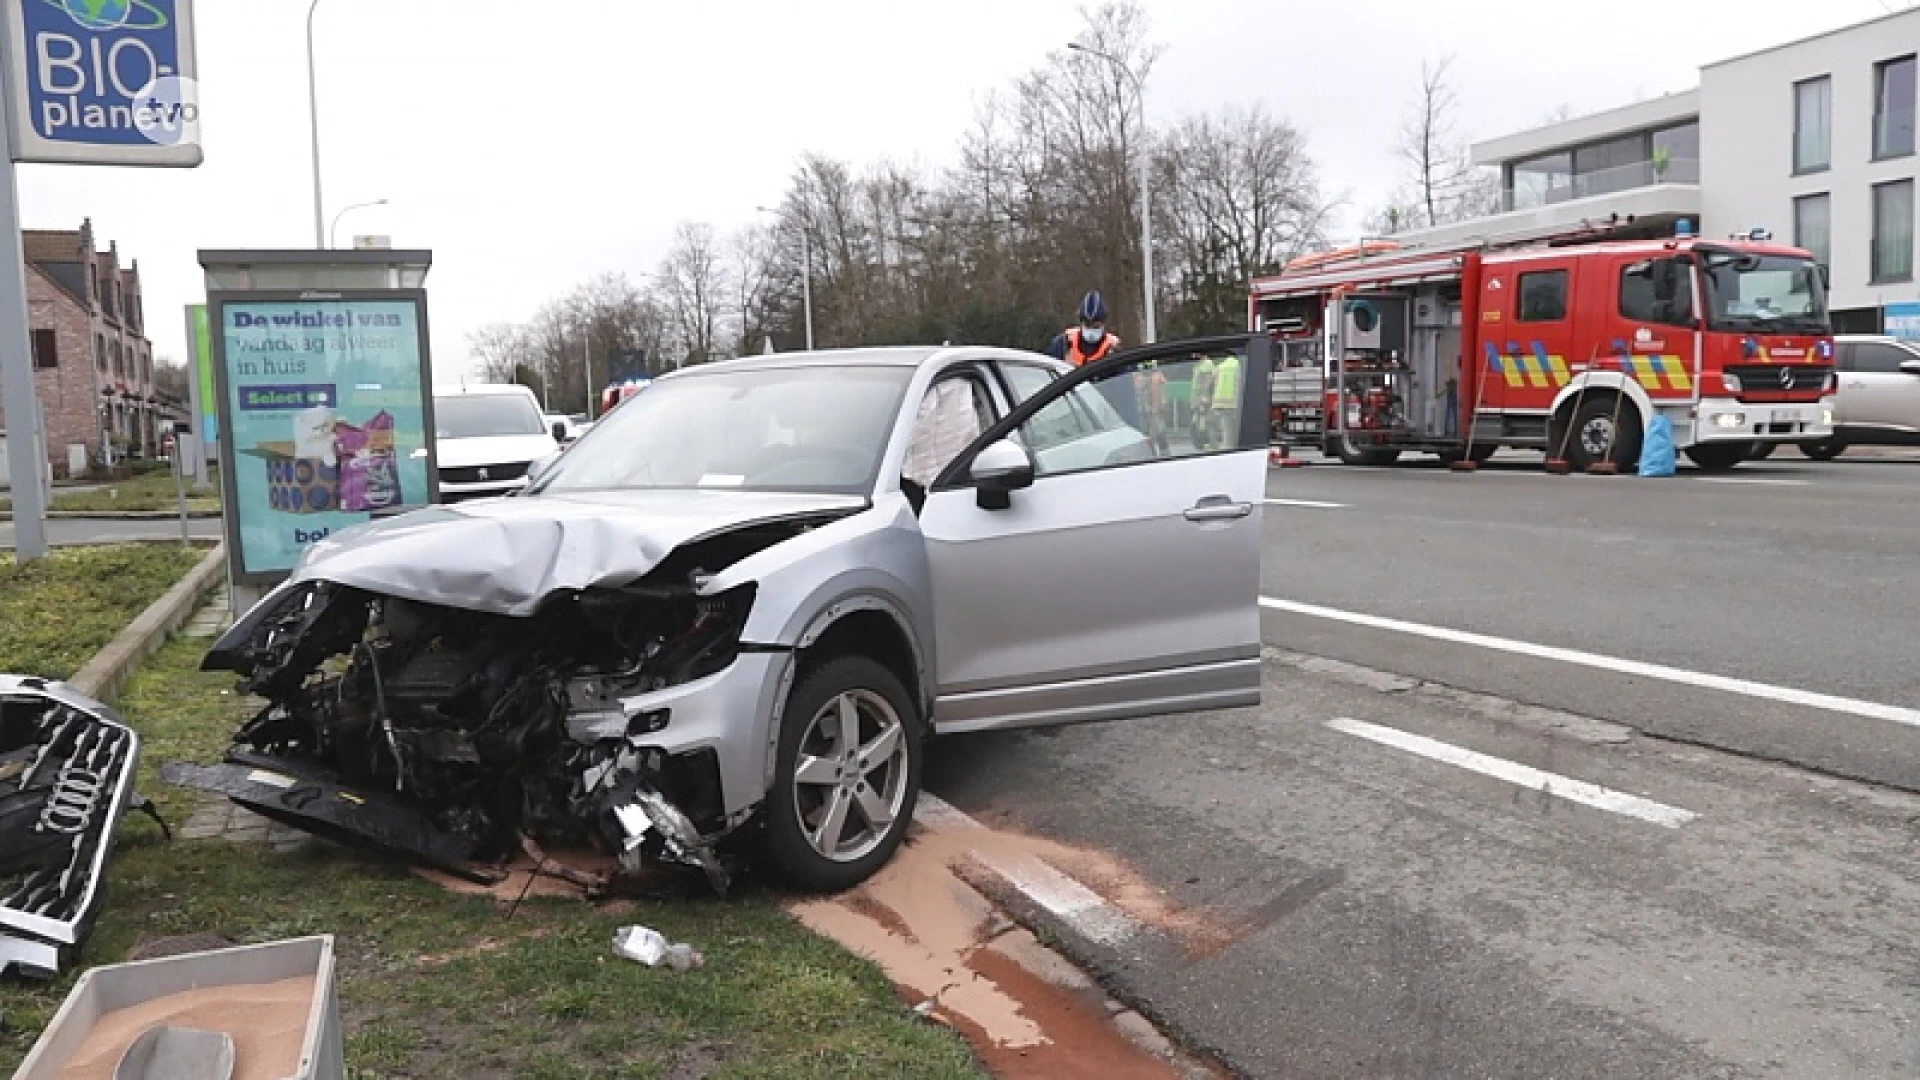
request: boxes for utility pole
[0,101,46,559]
[756,206,815,350]
[581,331,593,418]
[306,0,326,248]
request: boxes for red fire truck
[1251,224,1836,471]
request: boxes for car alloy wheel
[791,689,911,864]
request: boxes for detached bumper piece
[0,676,143,980]
[161,751,489,881]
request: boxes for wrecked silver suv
[188,341,1270,892]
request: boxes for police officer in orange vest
[1046,291,1120,367]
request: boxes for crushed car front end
[178,492,873,894]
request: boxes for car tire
[1684,442,1752,472]
[765,654,922,893]
[1800,438,1845,461]
[1748,442,1778,461]
[1564,395,1643,472]
[1332,435,1401,467]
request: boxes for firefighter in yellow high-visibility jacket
[1210,351,1241,450]
[1189,353,1217,450]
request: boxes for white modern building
[1394,7,1918,335]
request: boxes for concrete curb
[66,542,228,704]
[0,510,223,521]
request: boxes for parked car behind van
[1756,335,1920,460]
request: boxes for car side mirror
[1901,359,1920,377]
[970,438,1035,510]
[551,421,570,443]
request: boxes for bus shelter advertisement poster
[219,298,431,576]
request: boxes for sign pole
[183,306,208,486]
[0,107,46,561]
[171,424,189,547]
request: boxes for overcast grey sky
[15,0,1899,379]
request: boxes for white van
[432,384,562,501]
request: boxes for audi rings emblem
[38,766,103,835]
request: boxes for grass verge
[0,544,206,679]
[0,634,985,1080]
[1,470,222,514]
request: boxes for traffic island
[0,621,987,1078]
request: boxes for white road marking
[1260,596,1920,731]
[1327,717,1698,828]
[1698,477,1811,487]
[1264,497,1348,509]
[915,794,1142,946]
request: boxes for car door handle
[1184,498,1252,522]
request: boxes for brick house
[0,219,157,477]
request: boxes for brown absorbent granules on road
[55,974,315,1080]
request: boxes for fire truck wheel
[1799,438,1845,461]
[1565,395,1642,472]
[1747,442,1778,461]
[1332,436,1401,467]
[1683,443,1752,472]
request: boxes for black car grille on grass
[0,677,141,979]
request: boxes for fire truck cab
[1252,226,1837,471]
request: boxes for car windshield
[534,364,914,495]
[1700,252,1830,334]
[436,394,547,439]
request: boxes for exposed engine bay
[173,519,835,897]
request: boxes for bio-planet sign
[0,0,202,165]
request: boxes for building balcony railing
[1504,157,1699,212]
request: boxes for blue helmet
[1078,290,1108,324]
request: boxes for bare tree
[1160,104,1334,333]
[1399,56,1469,229]
[657,222,727,367]
[730,223,782,355]
[468,322,535,385]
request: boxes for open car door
[918,335,1270,733]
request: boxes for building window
[94,333,105,371]
[111,339,122,377]
[1650,122,1699,183]
[31,329,57,369]
[1875,55,1916,160]
[1873,179,1915,284]
[1507,150,1572,211]
[1793,76,1831,173]
[1517,270,1569,322]
[1619,258,1695,328]
[1793,193,1831,267]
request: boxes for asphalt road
[928,451,1920,1079]
[0,515,223,548]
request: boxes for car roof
[649,345,1073,381]
[434,383,537,397]
[1834,334,1919,346]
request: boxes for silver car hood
[289,489,868,616]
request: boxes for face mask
[1081,327,1105,345]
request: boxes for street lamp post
[306,0,325,249]
[329,198,388,249]
[1068,41,1156,344]
[756,206,815,350]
